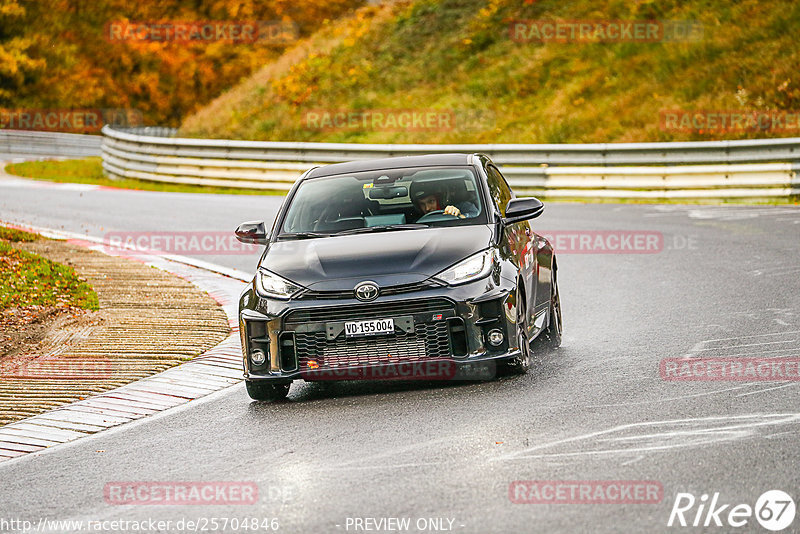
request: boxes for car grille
[284,298,457,370]
[285,298,454,324]
[296,321,452,369]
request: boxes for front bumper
[238,274,521,383]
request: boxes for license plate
[344,318,395,338]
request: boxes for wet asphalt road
[1,175,800,533]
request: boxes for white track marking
[587,384,759,408]
[688,330,800,345]
[322,461,444,472]
[736,382,798,398]
[763,431,798,439]
[693,346,800,358]
[493,413,800,462]
[681,330,800,359]
[646,205,800,221]
[620,455,646,467]
[692,339,795,351]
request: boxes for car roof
[304,153,476,179]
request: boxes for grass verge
[0,226,98,311]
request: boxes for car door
[485,164,537,328]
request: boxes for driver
[410,183,464,220]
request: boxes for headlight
[255,269,302,299]
[434,249,494,286]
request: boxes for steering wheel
[417,209,459,223]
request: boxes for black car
[235,153,562,401]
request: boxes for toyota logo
[354,281,380,302]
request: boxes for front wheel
[540,270,562,349]
[506,287,532,375]
[246,380,291,401]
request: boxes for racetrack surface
[2,173,800,532]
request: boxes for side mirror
[235,221,269,245]
[502,197,544,225]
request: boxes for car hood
[261,225,494,291]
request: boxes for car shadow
[249,377,488,408]
[245,345,569,410]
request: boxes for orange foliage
[1,0,362,126]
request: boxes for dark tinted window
[280,166,486,236]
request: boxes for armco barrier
[11,125,800,198]
[1,130,103,158]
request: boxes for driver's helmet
[409,181,442,212]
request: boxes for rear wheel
[246,380,291,401]
[506,287,532,375]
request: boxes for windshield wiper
[278,231,331,240]
[335,224,429,236]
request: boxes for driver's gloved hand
[443,205,463,218]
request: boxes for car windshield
[280,166,487,237]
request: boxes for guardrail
[1,130,102,158]
[100,125,800,197]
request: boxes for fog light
[250,349,267,366]
[487,329,504,347]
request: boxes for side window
[486,165,514,217]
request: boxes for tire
[506,286,532,375]
[540,269,562,349]
[246,380,291,401]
